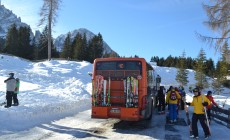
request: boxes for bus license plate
[110,108,120,113]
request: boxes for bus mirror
[88,72,92,77]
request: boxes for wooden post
[227,108,230,128]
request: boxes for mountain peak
[54,28,116,55]
[0,4,30,38]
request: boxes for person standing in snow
[186,88,211,139]
[157,86,166,114]
[206,91,219,124]
[179,86,186,110]
[166,87,181,123]
[12,78,20,106]
[4,73,16,108]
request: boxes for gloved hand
[185,102,191,106]
[202,102,208,106]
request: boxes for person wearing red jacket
[206,91,219,124]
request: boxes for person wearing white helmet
[4,73,16,108]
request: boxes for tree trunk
[48,0,53,61]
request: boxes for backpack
[170,91,177,100]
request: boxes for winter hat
[207,91,212,95]
[193,88,199,92]
[9,73,14,77]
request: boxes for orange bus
[91,58,160,121]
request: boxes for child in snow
[186,88,211,139]
[206,91,219,124]
[12,78,20,106]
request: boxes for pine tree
[164,55,174,67]
[60,33,72,59]
[194,48,209,89]
[73,32,83,60]
[4,24,18,55]
[213,61,227,94]
[213,43,230,92]
[88,33,104,63]
[81,33,88,61]
[176,51,189,86]
[18,26,33,59]
[205,58,215,77]
[0,37,5,52]
[37,26,58,60]
[158,57,165,66]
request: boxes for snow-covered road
[1,107,229,140]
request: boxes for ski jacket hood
[190,94,211,114]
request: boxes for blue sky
[2,0,221,63]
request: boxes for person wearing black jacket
[157,86,166,114]
[4,73,16,108]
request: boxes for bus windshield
[95,61,142,79]
[96,61,142,71]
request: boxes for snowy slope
[0,54,92,132]
[0,54,229,139]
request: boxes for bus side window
[147,70,154,88]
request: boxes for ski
[123,78,127,107]
[202,94,211,136]
[130,76,134,107]
[133,77,136,106]
[103,80,107,106]
[135,78,138,107]
[94,75,104,106]
[99,76,104,106]
[182,97,193,137]
[107,77,111,106]
[126,77,130,107]
[92,79,96,106]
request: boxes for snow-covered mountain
[0,5,117,56]
[0,5,32,38]
[54,28,117,54]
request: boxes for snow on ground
[0,54,229,139]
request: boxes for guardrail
[211,106,230,128]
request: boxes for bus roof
[94,57,146,63]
